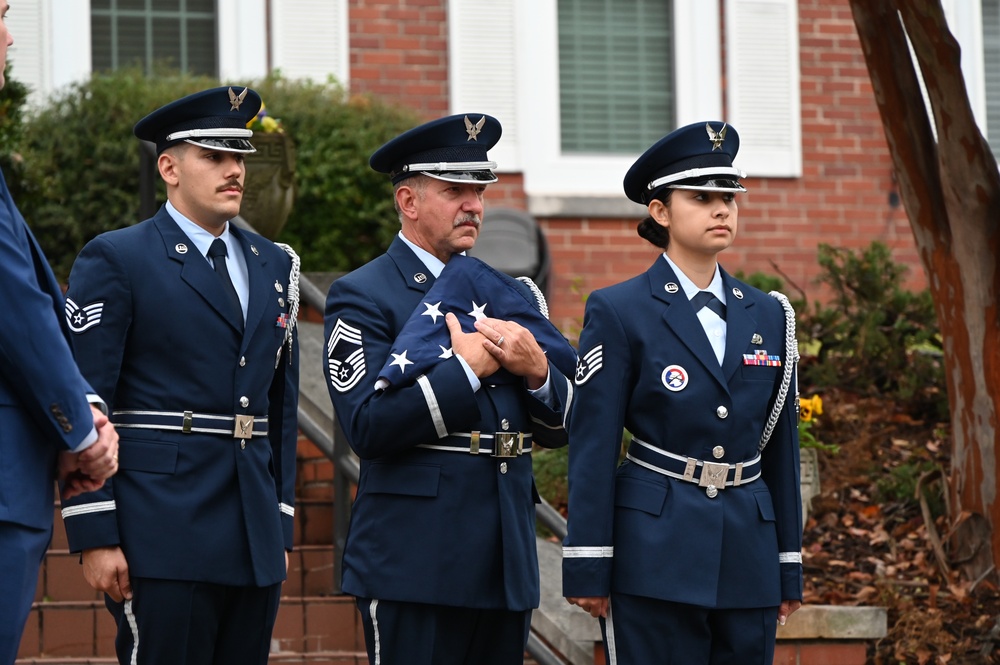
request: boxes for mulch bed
[803,388,1000,664]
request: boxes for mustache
[217,180,244,193]
[453,214,481,228]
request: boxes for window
[558,0,674,154]
[91,0,218,77]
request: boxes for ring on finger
[497,335,505,347]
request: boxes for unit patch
[574,345,604,385]
[661,365,689,392]
[65,298,104,333]
[327,319,366,393]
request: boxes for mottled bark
[849,0,1000,580]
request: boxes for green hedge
[7,69,419,280]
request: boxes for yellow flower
[247,101,283,133]
[799,395,823,423]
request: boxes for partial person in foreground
[323,113,577,665]
[61,86,300,665]
[563,121,803,664]
[0,3,119,662]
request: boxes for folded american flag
[377,255,576,387]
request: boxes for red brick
[797,642,868,665]
[95,605,117,657]
[44,551,99,602]
[17,607,40,659]
[272,599,305,653]
[40,603,95,656]
[304,598,361,652]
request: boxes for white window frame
[511,0,722,210]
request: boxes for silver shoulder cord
[516,276,549,319]
[758,291,799,453]
[276,242,301,363]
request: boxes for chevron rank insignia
[574,345,604,385]
[327,319,366,393]
[65,298,105,334]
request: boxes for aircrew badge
[574,345,604,385]
[327,318,366,393]
[65,298,105,333]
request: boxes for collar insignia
[229,86,249,111]
[706,123,728,151]
[465,115,486,141]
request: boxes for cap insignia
[464,115,486,141]
[706,123,728,151]
[229,86,249,112]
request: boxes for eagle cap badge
[464,115,486,141]
[706,122,728,151]
[229,86,249,112]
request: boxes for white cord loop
[758,291,799,453]
[276,242,300,363]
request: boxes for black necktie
[207,238,243,328]
[691,290,726,321]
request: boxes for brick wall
[349,0,450,118]
[348,0,926,337]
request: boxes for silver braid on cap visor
[646,165,746,191]
[402,160,497,173]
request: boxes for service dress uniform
[562,122,803,665]
[323,114,576,665]
[0,166,106,663]
[60,87,300,665]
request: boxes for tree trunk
[849,0,1000,581]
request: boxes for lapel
[720,268,758,382]
[232,226,269,350]
[387,236,435,300]
[155,208,243,333]
[647,256,729,391]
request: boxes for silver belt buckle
[699,461,729,497]
[234,414,255,439]
[492,432,519,458]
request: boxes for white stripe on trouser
[124,599,140,665]
[605,600,618,665]
[370,598,381,665]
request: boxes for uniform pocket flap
[120,439,178,474]
[754,490,776,522]
[614,477,667,516]
[366,462,440,497]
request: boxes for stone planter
[241,132,296,239]
[800,446,821,527]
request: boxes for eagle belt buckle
[233,414,255,439]
[492,432,519,458]
[699,461,730,498]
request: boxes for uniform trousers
[105,576,281,665]
[356,597,532,665]
[0,521,51,665]
[602,591,778,665]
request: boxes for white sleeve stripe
[279,502,295,516]
[779,552,803,564]
[529,415,564,430]
[416,375,448,438]
[563,546,614,558]
[61,501,117,519]
[563,378,574,429]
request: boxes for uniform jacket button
[239,356,246,367]
[716,405,729,419]
[240,396,249,408]
[712,446,725,459]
